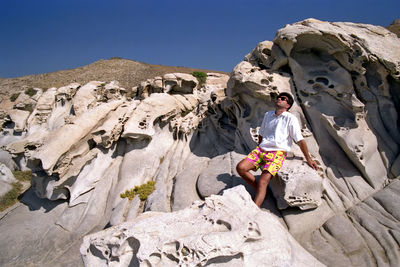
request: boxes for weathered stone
[81,186,325,267]
[0,163,16,197]
[270,156,323,210]
[8,109,30,132]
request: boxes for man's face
[275,95,290,110]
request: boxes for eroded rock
[80,186,325,267]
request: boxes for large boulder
[81,186,325,267]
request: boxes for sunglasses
[278,96,288,102]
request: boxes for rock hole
[164,253,180,264]
[87,139,96,150]
[307,80,314,84]
[2,121,15,129]
[89,244,108,260]
[312,84,323,90]
[328,84,334,88]
[261,79,269,85]
[204,253,243,266]
[329,65,338,71]
[337,93,343,98]
[315,77,329,85]
[216,219,232,231]
[300,91,309,97]
[26,145,37,150]
[262,48,271,56]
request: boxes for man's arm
[297,139,318,170]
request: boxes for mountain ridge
[0,58,228,98]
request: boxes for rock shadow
[19,187,66,212]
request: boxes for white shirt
[259,111,304,152]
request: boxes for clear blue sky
[1,0,399,78]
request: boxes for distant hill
[387,19,400,37]
[0,58,228,98]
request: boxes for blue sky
[1,0,399,78]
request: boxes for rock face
[0,18,400,267]
[81,186,324,267]
[0,163,16,197]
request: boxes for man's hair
[277,92,294,111]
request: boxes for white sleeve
[288,116,304,143]
[259,112,268,136]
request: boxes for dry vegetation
[0,58,228,99]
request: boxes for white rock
[0,163,17,197]
[270,157,323,210]
[8,109,30,132]
[80,186,325,267]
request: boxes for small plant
[0,170,32,212]
[12,170,32,182]
[10,93,20,102]
[120,180,156,201]
[24,88,38,97]
[181,109,192,117]
[192,71,207,86]
[19,104,34,113]
[0,182,23,212]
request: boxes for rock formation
[0,18,400,266]
[81,186,324,267]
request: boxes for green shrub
[181,109,192,117]
[12,170,32,182]
[192,71,207,86]
[0,171,31,212]
[10,93,20,102]
[0,182,23,212]
[24,88,37,97]
[120,181,156,201]
[22,104,34,113]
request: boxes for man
[236,92,318,207]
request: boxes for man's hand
[306,158,319,171]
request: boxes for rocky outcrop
[0,18,400,267]
[81,186,324,267]
[236,18,400,266]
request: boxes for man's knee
[236,161,245,174]
[236,160,251,175]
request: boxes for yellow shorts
[245,147,286,176]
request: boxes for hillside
[0,58,228,98]
[387,19,400,37]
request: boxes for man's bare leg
[236,159,257,190]
[254,170,272,207]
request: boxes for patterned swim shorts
[245,147,287,176]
